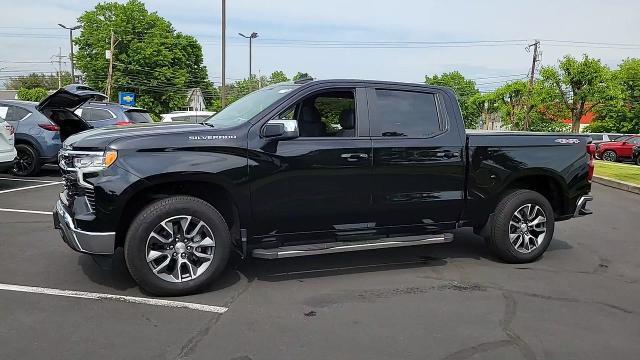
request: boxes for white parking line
[0,181,63,194]
[0,283,228,313]
[0,208,52,215]
[0,177,58,183]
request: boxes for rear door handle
[341,153,369,161]
[436,151,459,159]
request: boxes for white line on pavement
[0,181,63,194]
[0,283,229,313]
[0,208,52,215]
[0,177,58,183]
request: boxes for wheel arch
[498,170,568,218]
[115,174,246,251]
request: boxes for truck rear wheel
[124,196,231,296]
[487,190,555,263]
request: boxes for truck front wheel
[487,190,555,263]
[124,196,231,296]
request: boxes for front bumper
[53,200,115,255]
[0,159,15,172]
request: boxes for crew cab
[596,134,640,162]
[53,80,594,296]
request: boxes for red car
[596,134,640,162]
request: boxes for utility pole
[527,40,540,88]
[106,30,115,100]
[221,0,227,108]
[524,39,541,131]
[52,47,65,88]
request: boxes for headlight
[72,150,118,169]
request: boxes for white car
[0,117,17,172]
[160,111,216,123]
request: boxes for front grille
[61,172,95,212]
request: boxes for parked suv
[0,116,16,172]
[595,134,640,162]
[0,85,106,176]
[76,102,153,128]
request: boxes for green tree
[587,58,640,134]
[425,71,480,128]
[537,55,612,132]
[16,87,49,102]
[292,72,312,81]
[470,92,500,129]
[74,0,212,115]
[269,70,289,84]
[5,72,72,90]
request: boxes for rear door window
[371,89,441,137]
[81,108,114,121]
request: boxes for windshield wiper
[201,122,215,128]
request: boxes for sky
[1,0,640,91]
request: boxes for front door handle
[341,153,369,161]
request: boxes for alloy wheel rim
[508,204,547,253]
[145,215,215,283]
[13,149,33,174]
[603,151,615,161]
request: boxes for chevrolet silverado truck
[53,79,594,296]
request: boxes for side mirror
[262,119,299,140]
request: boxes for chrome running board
[251,233,453,259]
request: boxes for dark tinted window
[125,110,153,123]
[82,108,113,121]
[372,90,440,137]
[590,134,603,141]
[172,115,196,123]
[5,105,31,121]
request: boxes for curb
[593,176,640,195]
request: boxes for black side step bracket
[251,233,453,259]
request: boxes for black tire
[11,143,41,176]
[602,150,617,162]
[487,189,555,264]
[124,196,231,296]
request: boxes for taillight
[587,144,595,182]
[3,123,14,135]
[38,124,60,132]
[115,121,132,126]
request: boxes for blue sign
[119,92,135,106]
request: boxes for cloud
[2,0,640,88]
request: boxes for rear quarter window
[125,111,153,123]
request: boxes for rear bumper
[573,195,593,217]
[53,200,115,255]
[0,159,15,172]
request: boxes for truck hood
[64,122,211,150]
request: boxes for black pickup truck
[52,80,594,296]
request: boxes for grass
[594,160,640,186]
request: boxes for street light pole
[239,32,258,81]
[58,23,82,82]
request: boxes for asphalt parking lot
[0,170,639,360]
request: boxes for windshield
[614,135,632,142]
[205,84,298,128]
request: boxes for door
[368,87,465,232]
[620,136,640,157]
[248,87,373,242]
